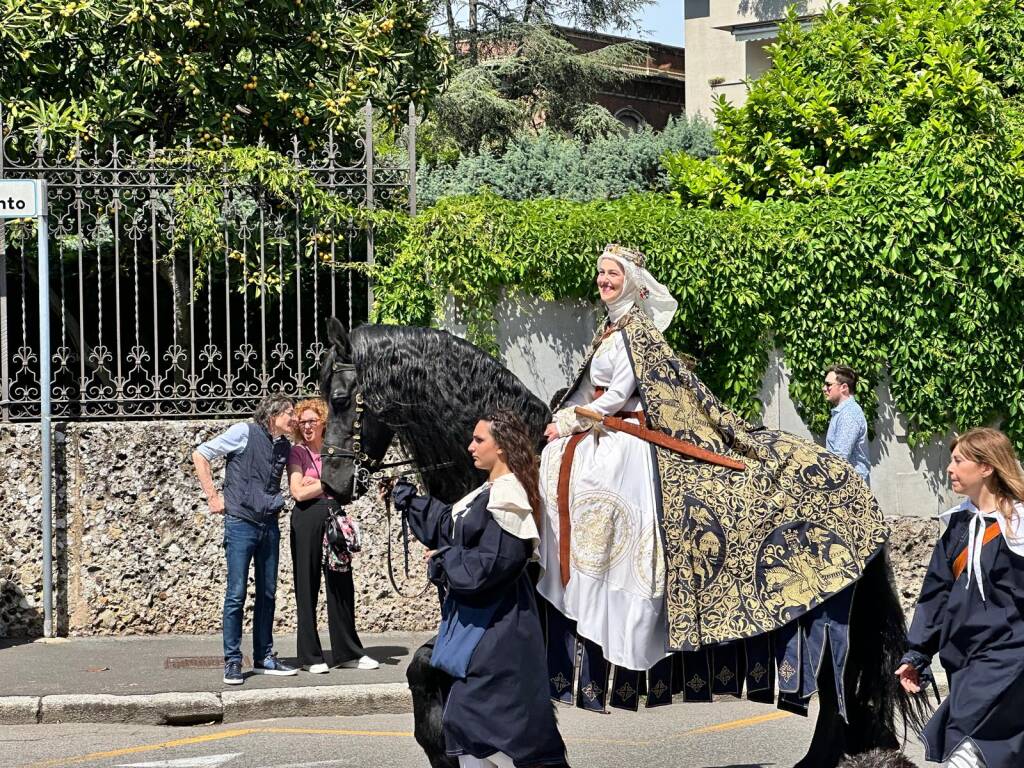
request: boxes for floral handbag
[323,510,361,573]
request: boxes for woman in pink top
[288,397,377,673]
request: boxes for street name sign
[0,178,41,217]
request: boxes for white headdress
[597,244,678,332]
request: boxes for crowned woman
[537,244,888,707]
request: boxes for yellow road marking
[22,728,412,768]
[26,710,792,767]
[563,709,793,747]
[25,729,261,768]
[670,710,793,739]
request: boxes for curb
[2,683,412,726]
[1,680,944,727]
[222,683,412,723]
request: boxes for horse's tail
[846,548,931,750]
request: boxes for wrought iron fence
[0,102,417,421]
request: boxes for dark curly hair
[482,409,542,527]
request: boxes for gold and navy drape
[602,308,887,651]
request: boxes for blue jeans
[223,515,280,664]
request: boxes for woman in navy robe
[390,410,568,768]
[897,427,1024,768]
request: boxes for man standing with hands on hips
[192,394,298,685]
[823,364,871,485]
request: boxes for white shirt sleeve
[587,338,637,417]
[195,422,249,461]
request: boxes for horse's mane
[351,325,552,503]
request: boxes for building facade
[684,0,838,119]
[559,28,686,130]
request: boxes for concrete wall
[684,0,838,119]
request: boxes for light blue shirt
[826,397,871,485]
[196,422,249,461]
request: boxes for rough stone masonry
[1,420,938,638]
[0,420,439,638]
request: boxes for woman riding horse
[317,291,926,767]
[538,244,892,709]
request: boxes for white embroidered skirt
[537,423,670,671]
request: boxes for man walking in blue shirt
[192,394,298,685]
[823,365,871,485]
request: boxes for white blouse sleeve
[554,336,637,436]
[587,337,637,416]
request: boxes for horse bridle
[325,361,456,498]
[323,360,462,598]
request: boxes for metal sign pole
[0,177,51,636]
[37,180,53,638]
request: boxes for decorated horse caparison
[317,318,928,768]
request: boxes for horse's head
[320,317,394,501]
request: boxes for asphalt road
[1,698,929,768]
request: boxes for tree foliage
[369,0,1024,449]
[667,0,1024,205]
[425,24,646,153]
[418,115,715,204]
[0,0,449,151]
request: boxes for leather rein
[322,361,450,599]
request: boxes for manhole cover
[165,655,250,669]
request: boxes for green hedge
[371,149,1024,444]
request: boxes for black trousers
[290,499,365,667]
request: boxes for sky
[437,0,686,48]
[605,0,684,47]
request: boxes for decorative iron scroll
[0,103,418,420]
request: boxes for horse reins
[323,362,453,598]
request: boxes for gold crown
[602,243,646,270]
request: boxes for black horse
[318,318,927,768]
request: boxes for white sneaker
[308,663,329,674]
[339,655,379,670]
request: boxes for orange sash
[952,521,1002,581]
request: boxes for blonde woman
[897,427,1024,768]
[288,397,377,673]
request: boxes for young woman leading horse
[385,410,568,768]
[316,246,926,767]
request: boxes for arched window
[614,108,645,133]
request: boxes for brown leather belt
[557,432,586,587]
[952,521,1001,581]
[555,387,643,586]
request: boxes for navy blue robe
[395,481,568,768]
[903,509,1024,767]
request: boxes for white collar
[449,476,541,557]
[940,499,1024,600]
[604,293,635,325]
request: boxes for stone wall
[1,421,439,638]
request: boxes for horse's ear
[327,317,351,361]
